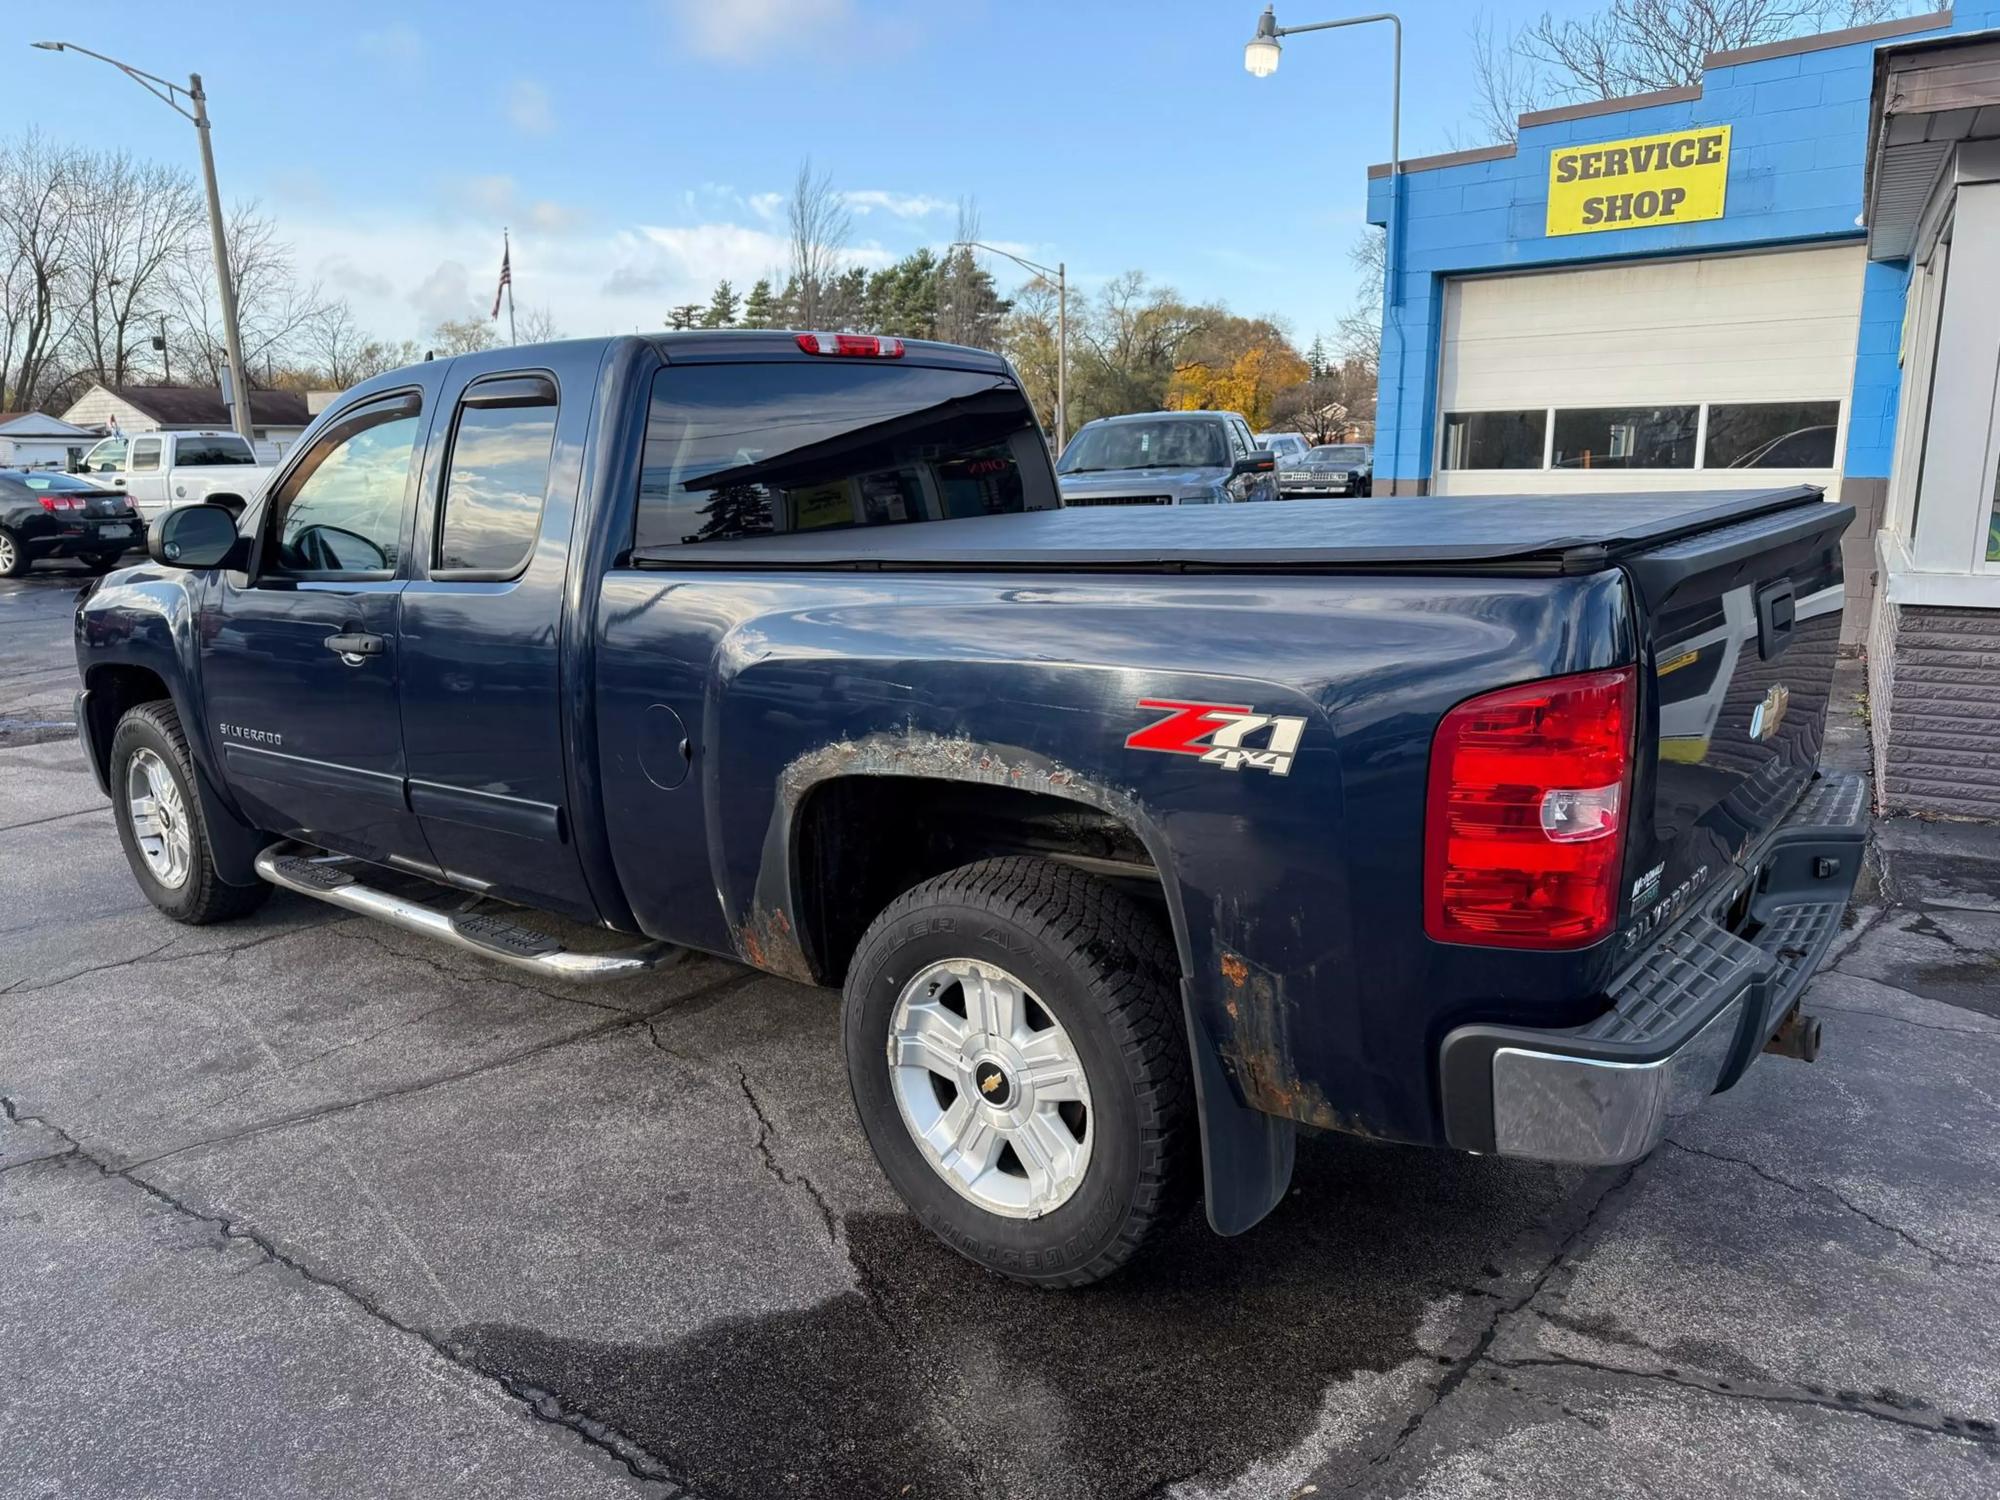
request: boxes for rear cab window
[634,361,1058,550]
[434,373,558,578]
[176,435,259,466]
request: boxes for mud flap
[1182,979,1296,1235]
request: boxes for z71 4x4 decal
[1124,698,1308,776]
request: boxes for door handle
[323,631,386,666]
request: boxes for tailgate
[1618,496,1852,949]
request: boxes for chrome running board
[254,842,679,982]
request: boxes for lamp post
[33,41,255,445]
[950,239,1068,451]
[1244,8,1402,483]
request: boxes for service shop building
[1366,7,2000,819]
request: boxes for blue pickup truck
[72,331,1866,1285]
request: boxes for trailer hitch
[1764,1004,1823,1063]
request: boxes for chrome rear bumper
[1439,771,1868,1166]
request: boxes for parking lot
[4,563,1998,1499]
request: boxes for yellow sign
[1547,125,1730,237]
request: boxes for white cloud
[357,21,423,77]
[658,0,849,62]
[407,261,481,329]
[449,174,580,235]
[747,192,785,222]
[841,189,953,220]
[506,79,554,135]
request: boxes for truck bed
[630,486,1826,575]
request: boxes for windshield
[177,436,258,466]
[1058,420,1227,473]
[1309,446,1368,465]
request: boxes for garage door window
[1441,411,1545,470]
[1552,407,1696,470]
[1706,402,1839,469]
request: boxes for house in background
[0,411,98,469]
[60,383,312,458]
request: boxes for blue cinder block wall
[1364,6,1998,491]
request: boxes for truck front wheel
[109,701,271,925]
[842,857,1193,1286]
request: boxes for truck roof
[633,486,1831,576]
[646,329,1012,374]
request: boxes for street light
[950,239,1068,451]
[32,41,255,445]
[1244,7,1402,480]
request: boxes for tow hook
[1765,1005,1823,1063]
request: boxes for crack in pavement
[1487,1349,2000,1447]
[0,1096,685,1494]
[637,1020,993,1497]
[330,923,641,1018]
[733,1066,840,1248]
[1,921,342,998]
[1661,1140,1984,1269]
[113,968,767,1177]
[1333,1163,1646,1492]
[0,804,107,835]
[1808,1002,2000,1041]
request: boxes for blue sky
[2,1,1566,347]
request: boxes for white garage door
[1433,244,1866,499]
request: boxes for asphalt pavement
[3,563,1997,1499]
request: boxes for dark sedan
[1278,444,1373,498]
[0,470,144,577]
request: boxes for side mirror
[1232,450,1276,478]
[148,503,245,571]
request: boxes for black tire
[109,700,271,925]
[843,857,1194,1286]
[0,528,28,578]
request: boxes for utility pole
[951,240,1068,449]
[31,44,256,444]
[189,74,255,444]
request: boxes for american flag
[491,241,512,319]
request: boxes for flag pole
[504,226,516,345]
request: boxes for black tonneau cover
[630,487,1827,575]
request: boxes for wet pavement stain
[444,1136,1584,1500]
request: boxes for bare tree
[1460,13,1545,146]
[71,152,204,385]
[786,157,850,329]
[1335,228,1385,374]
[0,133,88,410]
[516,304,562,344]
[431,317,498,356]
[1466,0,1911,143]
[165,200,331,386]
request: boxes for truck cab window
[635,362,1057,550]
[266,399,420,577]
[86,439,126,474]
[435,376,558,577]
[129,438,162,473]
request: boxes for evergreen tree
[701,279,741,329]
[667,303,702,330]
[740,278,779,329]
[1306,334,1329,380]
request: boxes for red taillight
[795,332,905,358]
[38,493,82,512]
[1424,667,1636,949]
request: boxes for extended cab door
[395,351,598,919]
[201,388,435,867]
[124,436,170,516]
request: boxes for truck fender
[756,728,1298,1235]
